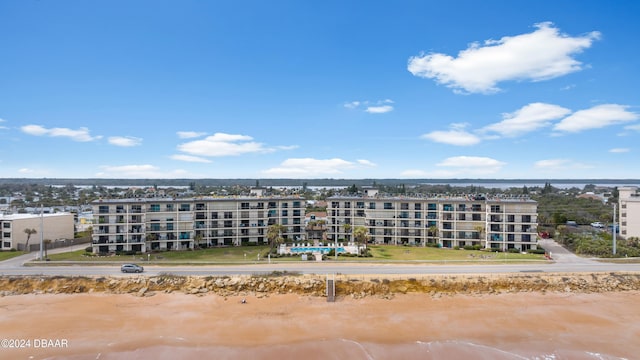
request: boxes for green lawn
[42,245,545,264]
[368,245,544,261]
[0,251,26,261]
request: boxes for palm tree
[23,228,37,252]
[428,225,439,246]
[353,226,369,256]
[267,224,286,254]
[473,223,486,248]
[343,223,352,242]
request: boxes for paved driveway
[538,238,596,264]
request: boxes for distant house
[619,187,640,238]
[577,192,606,203]
[0,213,74,251]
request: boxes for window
[2,223,9,228]
[282,210,288,216]
[522,215,531,223]
[3,232,10,238]
[443,204,453,211]
[414,203,422,210]
[179,204,190,211]
[490,205,501,213]
[369,202,376,209]
[384,202,393,209]
[150,204,160,212]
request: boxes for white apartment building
[619,186,640,238]
[92,197,306,253]
[0,213,74,251]
[327,195,538,251]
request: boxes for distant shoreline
[1,178,639,188]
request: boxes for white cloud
[18,168,35,174]
[408,22,601,94]
[420,128,481,146]
[482,102,571,137]
[365,105,394,114]
[344,101,361,109]
[21,124,102,142]
[357,159,377,167]
[401,156,505,177]
[609,148,629,153]
[625,124,640,131]
[170,154,211,163]
[553,104,638,132]
[263,158,369,177]
[177,132,272,157]
[177,131,207,139]
[170,154,212,163]
[108,136,143,147]
[96,165,189,178]
[0,118,7,130]
[534,159,571,169]
[345,99,394,113]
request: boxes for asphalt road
[1,240,639,277]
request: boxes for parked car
[121,263,144,273]
[590,222,604,228]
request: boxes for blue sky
[1,0,639,179]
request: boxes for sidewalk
[0,244,88,269]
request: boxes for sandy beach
[1,290,638,360]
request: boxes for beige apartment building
[92,197,306,253]
[619,186,640,238]
[0,213,74,251]
[327,193,538,251]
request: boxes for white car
[121,263,144,273]
[590,222,604,228]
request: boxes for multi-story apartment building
[327,193,538,251]
[91,197,306,253]
[619,186,640,238]
[0,213,74,251]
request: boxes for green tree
[267,224,286,254]
[343,223,352,241]
[353,226,370,255]
[428,225,439,245]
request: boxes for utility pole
[39,204,44,260]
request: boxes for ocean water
[50,339,628,360]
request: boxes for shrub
[463,245,475,251]
[507,248,521,253]
[453,246,460,250]
[528,248,546,254]
[85,246,93,253]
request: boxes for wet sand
[1,291,638,359]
